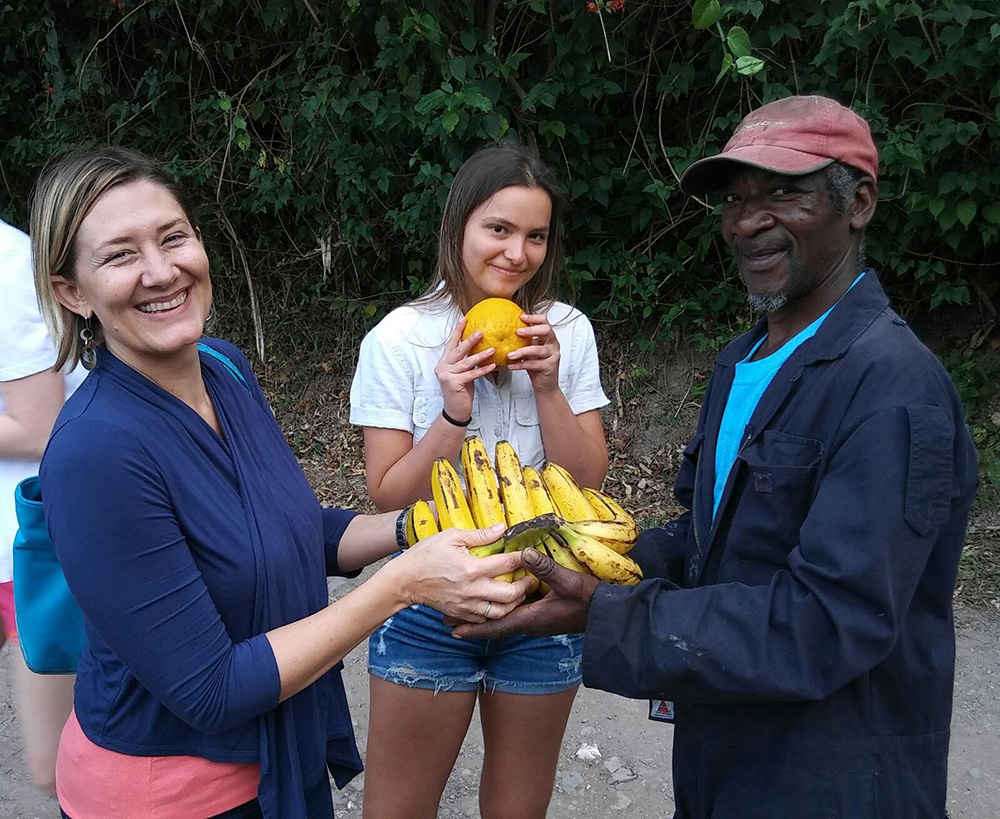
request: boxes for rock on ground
[1,600,997,818]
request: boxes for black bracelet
[395,505,412,550]
[441,408,472,428]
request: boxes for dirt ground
[1,600,998,818]
[2,332,998,816]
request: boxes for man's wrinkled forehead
[714,164,824,193]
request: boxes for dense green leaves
[0,0,997,355]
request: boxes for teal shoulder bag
[12,342,250,674]
[12,476,83,674]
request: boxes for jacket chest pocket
[730,431,823,569]
[509,377,574,470]
[511,390,544,470]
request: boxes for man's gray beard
[746,289,789,313]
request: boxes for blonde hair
[416,144,566,314]
[29,147,199,370]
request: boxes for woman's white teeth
[139,291,188,313]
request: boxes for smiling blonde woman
[29,147,531,819]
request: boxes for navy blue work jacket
[583,272,978,818]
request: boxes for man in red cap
[456,95,978,817]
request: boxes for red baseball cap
[679,95,878,195]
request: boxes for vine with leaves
[1,0,997,356]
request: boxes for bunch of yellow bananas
[404,436,643,587]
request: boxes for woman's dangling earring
[80,316,97,370]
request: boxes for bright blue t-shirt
[712,274,865,516]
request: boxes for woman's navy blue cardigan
[40,339,362,818]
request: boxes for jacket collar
[716,270,890,370]
[691,270,892,581]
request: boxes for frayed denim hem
[369,664,487,694]
[368,663,582,696]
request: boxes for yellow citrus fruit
[462,298,529,368]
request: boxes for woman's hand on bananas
[393,523,535,623]
[434,318,497,421]
[506,313,561,393]
[451,546,598,638]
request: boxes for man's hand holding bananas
[451,547,598,639]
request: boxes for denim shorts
[368,602,583,695]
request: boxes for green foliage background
[2,0,998,351]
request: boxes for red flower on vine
[46,86,54,96]
[586,0,625,12]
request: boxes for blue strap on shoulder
[197,341,251,394]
